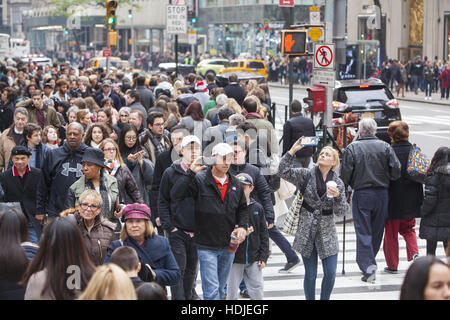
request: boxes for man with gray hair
[206,93,227,123]
[0,107,28,172]
[340,117,401,283]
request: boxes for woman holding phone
[277,137,350,300]
[118,124,154,206]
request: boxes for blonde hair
[319,146,340,171]
[79,189,103,208]
[224,98,242,115]
[99,138,124,166]
[78,264,137,300]
[120,219,156,241]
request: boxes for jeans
[197,248,235,300]
[28,221,39,244]
[411,75,420,94]
[268,225,299,263]
[352,188,388,276]
[424,80,433,97]
[169,230,198,300]
[302,247,337,300]
[441,87,450,99]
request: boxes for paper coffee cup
[326,181,337,198]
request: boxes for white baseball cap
[181,135,201,148]
[211,143,233,156]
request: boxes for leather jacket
[340,135,401,190]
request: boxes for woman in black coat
[99,138,143,205]
[420,146,450,256]
[383,121,423,273]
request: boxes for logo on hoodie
[61,162,83,177]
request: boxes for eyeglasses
[126,136,137,141]
[80,203,101,210]
[120,114,129,117]
[153,123,164,127]
[103,148,116,153]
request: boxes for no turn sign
[314,43,335,70]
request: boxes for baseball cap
[236,173,254,186]
[121,203,151,222]
[103,79,112,87]
[211,143,233,156]
[181,135,201,148]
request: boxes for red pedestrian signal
[281,30,307,56]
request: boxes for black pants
[169,229,198,300]
[426,240,449,256]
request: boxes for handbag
[405,144,430,184]
[281,173,310,237]
[278,178,296,200]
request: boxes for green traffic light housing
[64,28,69,35]
[107,17,116,24]
[191,17,197,23]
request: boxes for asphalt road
[268,84,450,159]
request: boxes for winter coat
[140,130,171,165]
[419,164,450,242]
[245,113,279,156]
[441,69,450,89]
[65,211,116,266]
[158,160,196,233]
[0,167,43,239]
[233,200,270,265]
[340,135,401,191]
[65,173,120,221]
[423,66,434,82]
[0,101,15,132]
[388,141,423,220]
[136,85,155,110]
[124,157,154,206]
[180,116,211,136]
[18,99,61,128]
[278,153,350,259]
[7,141,50,170]
[0,127,18,172]
[282,113,316,159]
[36,142,88,218]
[225,83,246,106]
[171,167,248,250]
[104,236,181,287]
[106,164,143,204]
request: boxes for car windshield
[338,87,392,104]
[229,61,239,67]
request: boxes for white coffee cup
[326,181,337,198]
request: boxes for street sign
[279,0,294,6]
[102,47,111,57]
[281,30,307,56]
[308,27,323,42]
[313,69,336,87]
[314,43,335,69]
[166,5,187,34]
[310,6,321,24]
[188,30,197,45]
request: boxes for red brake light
[359,85,369,88]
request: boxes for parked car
[158,62,196,76]
[219,59,268,79]
[332,78,402,143]
[196,58,229,77]
[88,57,123,72]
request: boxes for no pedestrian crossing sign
[314,43,335,70]
[167,5,187,34]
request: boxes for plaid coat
[278,153,350,259]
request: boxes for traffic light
[105,0,118,27]
[108,30,117,47]
[128,9,132,19]
[191,17,197,24]
[188,9,197,25]
[281,30,307,56]
[64,28,69,35]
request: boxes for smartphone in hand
[300,137,319,146]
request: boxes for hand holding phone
[300,136,319,146]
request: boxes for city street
[268,84,450,159]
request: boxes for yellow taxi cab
[88,57,123,71]
[219,59,268,78]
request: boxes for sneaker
[239,290,250,299]
[361,272,376,283]
[279,260,301,273]
[383,267,398,274]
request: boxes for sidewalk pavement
[268,81,450,106]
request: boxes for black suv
[332,79,402,143]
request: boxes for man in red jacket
[440,64,450,100]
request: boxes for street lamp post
[129,9,135,66]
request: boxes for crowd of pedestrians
[0,55,448,301]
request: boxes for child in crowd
[108,246,145,290]
[226,173,269,300]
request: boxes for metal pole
[175,34,179,78]
[131,12,135,67]
[342,124,347,275]
[288,6,294,113]
[106,27,110,74]
[323,0,335,138]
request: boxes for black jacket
[419,164,450,242]
[224,83,246,106]
[0,167,43,238]
[0,101,14,132]
[150,148,180,219]
[36,142,88,218]
[282,113,315,158]
[233,199,269,265]
[229,163,275,224]
[159,160,196,232]
[340,135,401,190]
[113,165,143,204]
[136,85,155,110]
[388,141,423,220]
[7,141,50,170]
[171,167,248,249]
